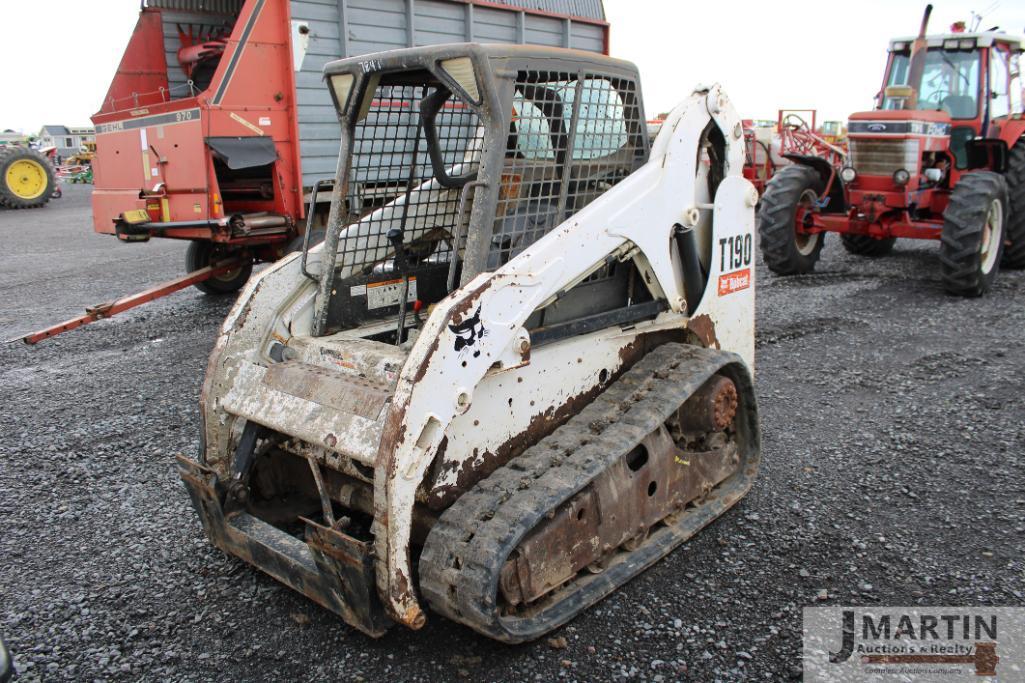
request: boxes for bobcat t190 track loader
[178,43,761,643]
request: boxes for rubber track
[1003,138,1025,269]
[419,343,758,642]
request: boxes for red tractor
[758,5,1025,296]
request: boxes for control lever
[387,228,411,344]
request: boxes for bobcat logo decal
[449,306,487,357]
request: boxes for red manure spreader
[18,0,608,342]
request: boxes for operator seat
[940,95,976,119]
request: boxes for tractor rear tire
[939,172,1007,297]
[840,234,896,256]
[757,165,825,275]
[185,241,253,295]
[0,147,56,209]
[1002,138,1025,269]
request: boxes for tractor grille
[848,138,919,177]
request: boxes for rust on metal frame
[686,313,721,350]
[369,276,534,625]
[422,331,686,508]
[676,375,738,433]
[423,377,604,509]
[176,454,390,637]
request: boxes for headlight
[893,168,911,186]
[328,73,354,111]
[440,57,480,103]
[840,167,857,183]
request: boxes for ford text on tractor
[758,5,1025,296]
[177,44,761,641]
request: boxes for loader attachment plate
[262,361,393,421]
[176,455,390,637]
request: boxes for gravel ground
[1,184,1023,681]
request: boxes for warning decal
[366,277,417,310]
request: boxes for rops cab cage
[305,44,648,342]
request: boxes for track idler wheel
[676,375,738,433]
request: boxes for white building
[37,125,95,159]
[0,130,29,146]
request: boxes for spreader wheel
[185,241,253,295]
[939,172,1008,297]
[840,234,896,257]
[1002,138,1025,269]
[757,165,825,275]
[0,147,56,209]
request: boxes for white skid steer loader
[178,43,761,643]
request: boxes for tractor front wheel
[185,241,253,295]
[1002,138,1025,269]
[0,147,56,209]
[840,234,896,257]
[939,172,1007,297]
[757,165,825,275]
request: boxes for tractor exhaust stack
[906,4,934,108]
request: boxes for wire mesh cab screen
[494,70,655,344]
[489,72,642,270]
[323,71,484,335]
[319,62,644,340]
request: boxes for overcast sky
[1,0,1023,133]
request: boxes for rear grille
[849,139,919,177]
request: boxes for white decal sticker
[366,278,417,310]
[229,112,264,136]
[716,232,754,296]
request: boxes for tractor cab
[875,30,1022,167]
[840,27,1022,216]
